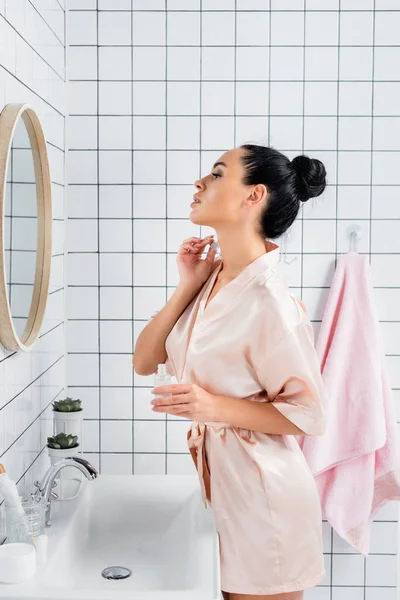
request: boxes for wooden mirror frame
[0,103,52,351]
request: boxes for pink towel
[296,252,400,554]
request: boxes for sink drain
[101,566,132,580]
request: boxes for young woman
[133,144,327,600]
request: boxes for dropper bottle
[153,364,171,398]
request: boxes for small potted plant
[52,397,84,438]
[47,433,80,465]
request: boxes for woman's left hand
[151,383,219,422]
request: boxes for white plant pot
[47,445,82,501]
[47,444,80,466]
[52,410,84,437]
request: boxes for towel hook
[348,225,362,253]
[280,229,297,265]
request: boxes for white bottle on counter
[153,364,171,398]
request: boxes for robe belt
[187,420,259,506]
[187,420,229,507]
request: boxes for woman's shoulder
[252,271,309,332]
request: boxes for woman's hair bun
[291,155,327,202]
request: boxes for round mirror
[0,104,52,351]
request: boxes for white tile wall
[0,1,66,501]
[67,2,400,597]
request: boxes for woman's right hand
[177,236,220,290]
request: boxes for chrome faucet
[34,456,98,527]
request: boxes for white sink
[0,475,220,600]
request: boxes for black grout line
[1,387,64,460]
[96,0,102,475]
[67,148,400,153]
[163,0,168,475]
[27,0,65,46]
[0,14,65,83]
[69,79,400,83]
[131,0,135,474]
[69,43,400,48]
[70,7,400,11]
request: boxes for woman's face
[190,148,266,230]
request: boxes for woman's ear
[247,184,268,206]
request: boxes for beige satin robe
[164,241,327,595]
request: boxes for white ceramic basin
[0,475,220,600]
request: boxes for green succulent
[47,433,79,450]
[52,397,82,413]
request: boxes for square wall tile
[167,82,200,115]
[99,151,132,184]
[99,117,132,150]
[133,82,166,115]
[166,454,195,475]
[133,253,166,286]
[68,354,99,387]
[167,116,200,150]
[100,253,132,286]
[133,151,166,184]
[201,47,234,81]
[100,287,133,320]
[101,388,133,420]
[237,11,269,46]
[100,321,133,353]
[166,421,190,453]
[271,11,304,46]
[305,47,338,81]
[133,185,166,218]
[69,11,97,45]
[99,185,132,219]
[306,12,339,45]
[133,12,166,45]
[68,151,97,184]
[101,454,132,475]
[134,421,166,453]
[235,117,269,146]
[132,47,166,80]
[68,81,97,115]
[236,82,269,116]
[201,117,234,150]
[340,11,373,45]
[67,219,98,252]
[339,82,373,116]
[339,47,373,81]
[133,116,166,150]
[68,320,98,353]
[202,12,235,45]
[167,12,200,45]
[100,354,133,387]
[270,82,303,116]
[167,150,199,184]
[167,46,200,80]
[99,219,132,252]
[99,47,132,80]
[133,287,166,321]
[68,185,98,219]
[101,421,132,452]
[68,287,99,320]
[68,254,98,286]
[201,82,234,116]
[133,219,166,252]
[98,11,131,45]
[134,454,165,474]
[237,46,269,80]
[82,420,100,453]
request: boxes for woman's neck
[215,230,268,280]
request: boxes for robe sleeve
[252,322,327,436]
